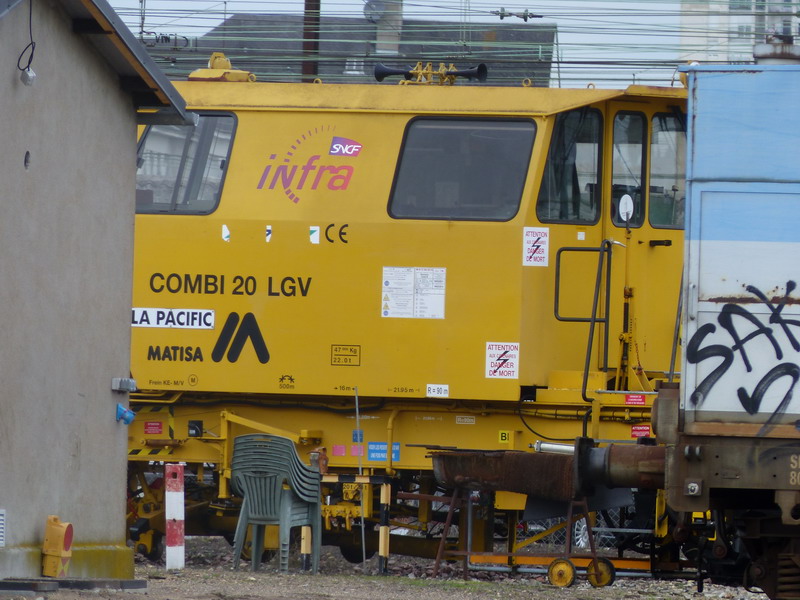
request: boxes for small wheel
[547,557,576,587]
[573,518,591,549]
[586,557,616,587]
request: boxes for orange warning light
[42,515,73,578]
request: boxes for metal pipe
[534,441,575,455]
[668,271,683,383]
[386,408,400,476]
[582,240,613,403]
[581,443,665,490]
[470,563,513,572]
[354,387,367,565]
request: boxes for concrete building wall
[679,0,797,64]
[0,0,137,578]
[679,2,756,63]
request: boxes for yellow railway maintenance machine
[127,54,687,577]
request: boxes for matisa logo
[256,126,362,204]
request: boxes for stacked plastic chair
[231,433,322,573]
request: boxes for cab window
[389,118,535,221]
[136,114,235,214]
[536,108,602,224]
[649,112,686,229]
[611,112,646,227]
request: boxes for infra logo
[255,126,360,203]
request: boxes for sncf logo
[255,126,362,204]
[329,136,362,156]
[212,312,270,364]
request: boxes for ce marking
[325,223,349,244]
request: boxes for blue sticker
[367,442,400,461]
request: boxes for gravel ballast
[26,537,764,600]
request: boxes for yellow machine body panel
[131,79,685,403]
[134,112,524,400]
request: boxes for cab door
[523,106,608,384]
[602,100,686,388]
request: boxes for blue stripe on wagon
[694,192,800,242]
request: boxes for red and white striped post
[165,464,185,570]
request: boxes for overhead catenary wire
[16,0,36,73]
[110,0,794,86]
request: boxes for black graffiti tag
[717,303,782,372]
[737,363,800,417]
[746,280,800,353]
[686,322,733,407]
[687,281,800,426]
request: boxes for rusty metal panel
[431,450,574,501]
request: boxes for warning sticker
[631,425,651,438]
[381,267,446,319]
[144,421,163,435]
[486,342,520,379]
[523,227,549,266]
[625,393,647,406]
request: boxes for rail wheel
[547,558,576,587]
[241,543,276,564]
[224,532,277,563]
[340,544,376,563]
[136,531,164,562]
[586,557,616,587]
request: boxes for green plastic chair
[231,434,322,573]
[231,472,283,571]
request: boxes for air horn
[374,62,488,84]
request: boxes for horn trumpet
[450,63,488,82]
[374,63,414,82]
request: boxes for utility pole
[138,0,146,38]
[301,0,321,81]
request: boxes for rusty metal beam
[432,442,666,503]
[431,450,575,502]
